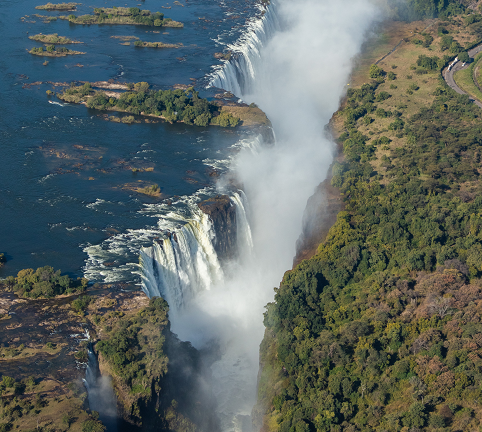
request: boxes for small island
[35,2,80,10]
[29,33,82,44]
[57,81,241,127]
[123,182,162,197]
[133,40,182,48]
[61,7,183,28]
[29,45,85,56]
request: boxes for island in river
[53,81,272,128]
[35,2,80,11]
[60,7,183,28]
[29,33,83,44]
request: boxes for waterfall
[140,207,223,309]
[140,191,253,309]
[209,1,280,96]
[232,191,253,256]
[83,346,118,431]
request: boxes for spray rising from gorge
[141,0,379,429]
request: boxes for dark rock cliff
[198,195,237,262]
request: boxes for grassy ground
[335,11,482,183]
[220,105,271,126]
[456,52,482,101]
[454,65,482,101]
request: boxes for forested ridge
[256,2,482,431]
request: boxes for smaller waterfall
[83,346,118,431]
[232,191,253,256]
[209,1,280,96]
[140,208,224,309]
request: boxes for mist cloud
[168,0,381,428]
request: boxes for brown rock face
[197,195,237,261]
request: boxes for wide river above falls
[0,0,261,282]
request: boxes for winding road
[443,43,482,108]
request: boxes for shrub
[71,295,91,313]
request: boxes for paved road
[443,43,482,108]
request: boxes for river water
[0,0,261,281]
[1,0,381,430]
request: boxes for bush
[82,419,106,432]
[369,64,385,79]
[71,295,91,313]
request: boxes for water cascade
[209,1,281,96]
[83,346,118,431]
[140,208,223,310]
[140,192,252,312]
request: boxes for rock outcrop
[198,195,237,261]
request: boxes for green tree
[369,64,385,79]
[458,51,470,63]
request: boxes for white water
[142,0,380,430]
[140,206,224,313]
[210,2,280,96]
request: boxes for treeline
[2,266,88,298]
[57,82,240,127]
[389,0,466,21]
[259,55,482,432]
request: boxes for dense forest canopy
[389,0,466,20]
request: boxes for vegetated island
[123,182,162,197]
[255,3,482,432]
[60,7,183,28]
[29,33,82,44]
[133,40,182,48]
[29,45,85,56]
[56,81,242,127]
[35,2,80,11]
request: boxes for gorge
[139,0,380,429]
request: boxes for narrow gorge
[139,0,380,430]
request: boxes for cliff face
[92,295,220,432]
[293,178,344,268]
[198,195,237,261]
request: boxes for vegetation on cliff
[91,296,213,431]
[61,7,183,28]
[0,253,5,268]
[258,7,482,432]
[2,265,88,298]
[57,82,240,127]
